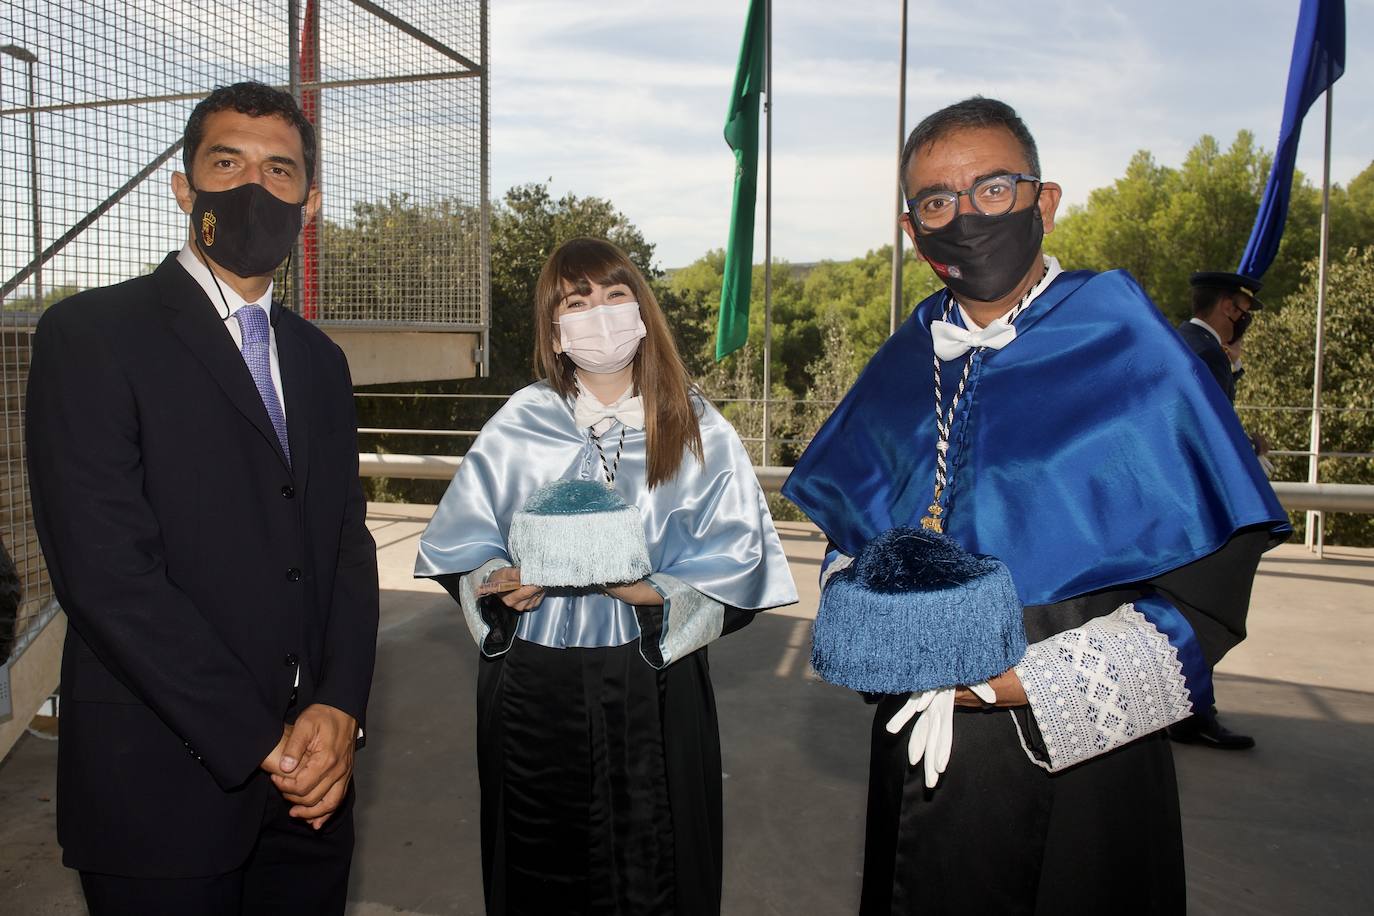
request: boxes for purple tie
[234,304,291,465]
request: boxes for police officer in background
[1177,271,1264,403]
[1171,270,1267,750]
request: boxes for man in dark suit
[1170,269,1266,751]
[27,82,379,915]
[1176,270,1264,404]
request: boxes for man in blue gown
[783,98,1289,915]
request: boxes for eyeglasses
[907,173,1041,231]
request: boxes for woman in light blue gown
[415,237,797,915]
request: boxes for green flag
[716,0,765,361]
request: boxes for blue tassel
[508,480,652,588]
[521,479,628,515]
[854,527,993,591]
[812,527,1026,693]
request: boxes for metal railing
[355,390,1374,517]
[354,391,844,454]
[355,392,1374,458]
[356,452,1374,514]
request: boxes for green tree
[1240,246,1374,545]
[486,183,668,390]
[798,247,943,375]
[1047,149,1174,301]
[783,311,861,466]
[1047,133,1273,319]
[1046,132,1374,323]
[3,284,85,312]
[321,192,483,324]
[662,248,728,377]
[1327,162,1374,258]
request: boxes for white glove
[885,681,997,788]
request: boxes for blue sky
[488,0,1372,268]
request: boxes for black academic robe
[859,528,1270,915]
[435,579,756,916]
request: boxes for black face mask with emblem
[190,182,304,279]
[914,204,1044,303]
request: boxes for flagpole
[1306,83,1333,557]
[890,0,908,337]
[761,0,773,467]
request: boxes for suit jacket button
[284,653,299,667]
[286,567,301,582]
[281,485,295,499]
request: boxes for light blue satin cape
[415,382,797,648]
[782,269,1290,608]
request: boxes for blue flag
[1238,0,1345,279]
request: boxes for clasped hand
[480,565,546,611]
[885,668,1028,788]
[478,567,662,611]
[260,703,357,829]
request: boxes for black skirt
[476,637,723,916]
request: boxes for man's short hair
[1191,284,1230,318]
[182,82,317,185]
[900,97,1040,196]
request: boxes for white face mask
[557,301,647,374]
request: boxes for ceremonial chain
[922,264,1049,533]
[591,426,627,486]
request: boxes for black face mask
[914,203,1044,303]
[190,182,304,278]
[1229,306,1253,344]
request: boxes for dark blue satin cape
[782,269,1290,607]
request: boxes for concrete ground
[1,503,1370,915]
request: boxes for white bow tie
[575,395,645,432]
[930,317,1018,361]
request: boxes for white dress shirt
[176,244,288,417]
[1188,316,1225,347]
[174,248,335,705]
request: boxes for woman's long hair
[533,237,703,489]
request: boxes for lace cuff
[1013,603,1194,772]
[457,558,517,657]
[636,573,725,669]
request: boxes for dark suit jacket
[26,253,379,878]
[1176,319,1236,403]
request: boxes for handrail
[357,454,1374,513]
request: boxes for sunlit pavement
[1,503,1370,915]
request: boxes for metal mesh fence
[311,1,488,326]
[0,0,487,659]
